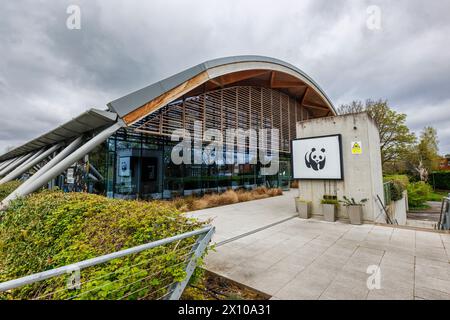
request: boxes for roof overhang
[107,55,336,125]
[0,56,334,162]
[0,109,118,162]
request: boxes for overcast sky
[1,0,449,155]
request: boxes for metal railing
[438,196,450,230]
[0,225,215,300]
[383,181,392,206]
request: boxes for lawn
[427,189,450,202]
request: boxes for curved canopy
[0,109,118,162]
[0,56,335,162]
[107,55,336,125]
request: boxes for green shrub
[407,181,432,208]
[383,175,409,188]
[390,181,405,201]
[0,180,21,201]
[430,171,450,190]
[0,191,207,300]
[383,175,408,202]
[320,199,339,206]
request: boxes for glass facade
[105,129,292,200]
[103,85,307,199]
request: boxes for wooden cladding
[122,71,209,125]
[133,86,309,153]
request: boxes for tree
[411,126,440,178]
[338,99,416,168]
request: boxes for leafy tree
[338,99,416,168]
[407,126,440,179]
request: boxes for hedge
[0,191,206,300]
[407,181,432,208]
[430,171,450,190]
[0,180,21,202]
[383,175,408,202]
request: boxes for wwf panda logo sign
[292,134,343,180]
[305,148,326,171]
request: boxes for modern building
[0,56,336,205]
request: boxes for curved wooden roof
[107,55,335,125]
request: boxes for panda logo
[121,161,127,172]
[305,148,326,171]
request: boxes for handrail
[438,196,450,230]
[0,225,214,293]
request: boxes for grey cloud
[0,0,449,155]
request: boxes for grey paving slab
[188,191,450,300]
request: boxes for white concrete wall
[296,112,384,222]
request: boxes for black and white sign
[67,168,75,184]
[119,157,131,177]
[292,134,343,180]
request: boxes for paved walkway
[189,191,450,300]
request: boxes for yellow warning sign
[351,141,362,154]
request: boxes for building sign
[119,157,131,177]
[292,134,343,180]
[67,168,75,184]
[351,141,362,155]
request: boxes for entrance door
[140,157,158,198]
[278,160,291,190]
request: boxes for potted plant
[339,196,368,225]
[295,197,311,219]
[321,196,339,222]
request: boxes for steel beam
[88,163,104,181]
[25,137,84,186]
[0,152,36,177]
[0,144,62,185]
[0,158,17,171]
[2,148,46,179]
[0,156,24,174]
[1,122,123,208]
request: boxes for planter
[347,205,363,225]
[295,198,311,219]
[322,203,337,222]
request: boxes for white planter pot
[296,198,311,219]
[347,205,363,225]
[322,204,337,222]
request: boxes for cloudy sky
[1,0,449,154]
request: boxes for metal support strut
[1,122,123,209]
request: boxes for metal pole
[1,122,123,208]
[26,137,84,186]
[0,144,62,185]
[0,225,213,292]
[0,156,24,174]
[0,136,85,208]
[0,151,36,177]
[0,158,16,170]
[88,163,104,181]
[168,226,215,300]
[0,157,17,171]
[2,148,47,180]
